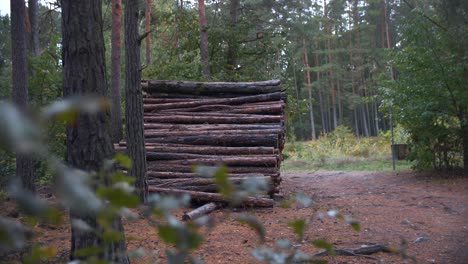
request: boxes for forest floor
[2,170,467,264]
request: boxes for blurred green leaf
[159,225,178,245]
[42,97,111,123]
[288,219,307,240]
[114,153,133,170]
[54,163,104,214]
[235,214,266,243]
[312,240,333,252]
[0,217,32,253]
[345,216,361,232]
[72,246,103,257]
[23,246,58,264]
[295,193,313,207]
[96,187,139,208]
[0,102,42,154]
[213,166,233,199]
[102,229,124,243]
[112,171,136,184]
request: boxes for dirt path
[2,170,467,263]
[276,170,468,264]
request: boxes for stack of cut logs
[117,80,286,207]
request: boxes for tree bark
[462,115,468,175]
[111,0,123,143]
[198,0,211,79]
[143,114,281,124]
[11,0,35,192]
[28,0,39,57]
[142,123,282,131]
[125,0,148,202]
[315,52,326,135]
[61,0,129,262]
[227,0,240,75]
[303,38,316,140]
[143,92,283,111]
[144,134,279,148]
[118,144,277,155]
[145,0,152,65]
[142,80,281,95]
[146,164,279,175]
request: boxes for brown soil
[2,170,467,264]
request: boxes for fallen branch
[182,202,218,221]
[313,244,392,260]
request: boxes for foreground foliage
[0,100,371,263]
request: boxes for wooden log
[148,176,273,189]
[150,156,277,167]
[144,129,282,138]
[143,98,200,104]
[145,172,280,179]
[117,143,277,155]
[182,203,218,221]
[144,134,279,148]
[143,92,283,111]
[154,103,284,114]
[148,187,275,207]
[143,114,282,124]
[146,152,279,163]
[146,164,280,175]
[144,112,281,118]
[142,80,281,96]
[142,123,282,131]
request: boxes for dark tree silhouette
[111,0,123,143]
[124,0,148,202]
[61,0,129,262]
[11,0,35,192]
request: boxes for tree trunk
[111,0,123,143]
[315,53,326,135]
[337,80,343,126]
[227,0,240,75]
[303,38,316,140]
[28,0,39,57]
[61,0,129,262]
[292,59,304,140]
[145,0,152,65]
[198,0,211,79]
[11,0,35,192]
[462,115,468,175]
[325,0,337,131]
[125,0,148,203]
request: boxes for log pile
[117,80,286,206]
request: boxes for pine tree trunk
[315,53,326,134]
[324,0,337,131]
[111,0,123,143]
[125,0,149,203]
[303,38,316,140]
[337,80,343,126]
[292,59,304,140]
[462,115,468,175]
[61,0,129,262]
[227,0,239,75]
[28,0,39,57]
[145,0,152,65]
[11,0,35,192]
[373,99,380,135]
[198,0,211,79]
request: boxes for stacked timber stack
[117,80,286,207]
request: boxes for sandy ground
[2,170,467,263]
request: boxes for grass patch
[283,126,414,172]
